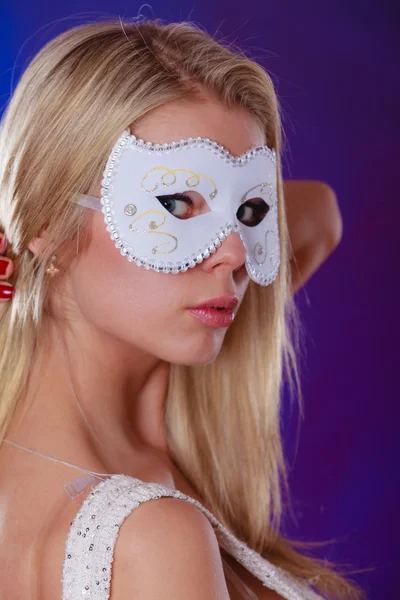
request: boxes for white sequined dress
[61,473,325,600]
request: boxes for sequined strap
[62,474,324,600]
[222,556,259,599]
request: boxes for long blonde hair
[0,18,367,598]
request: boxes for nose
[199,230,247,277]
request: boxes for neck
[7,315,171,474]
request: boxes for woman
[0,19,364,600]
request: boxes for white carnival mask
[78,130,280,286]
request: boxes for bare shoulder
[38,485,96,599]
[38,490,230,599]
[110,496,231,599]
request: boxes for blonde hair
[0,18,367,598]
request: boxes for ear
[28,224,49,256]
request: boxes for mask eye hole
[155,191,210,220]
[236,197,270,227]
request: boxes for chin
[170,334,225,367]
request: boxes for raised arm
[283,180,343,294]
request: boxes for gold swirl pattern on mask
[141,166,218,201]
[240,181,275,205]
[128,209,178,255]
[253,230,278,268]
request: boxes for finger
[0,257,13,279]
[0,281,15,301]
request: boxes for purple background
[1,2,397,598]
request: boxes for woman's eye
[156,193,194,219]
[236,197,270,227]
[156,191,210,220]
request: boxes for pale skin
[0,93,342,599]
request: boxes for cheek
[70,217,180,340]
[68,215,229,364]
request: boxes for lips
[190,295,239,311]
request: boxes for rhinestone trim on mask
[100,130,277,281]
